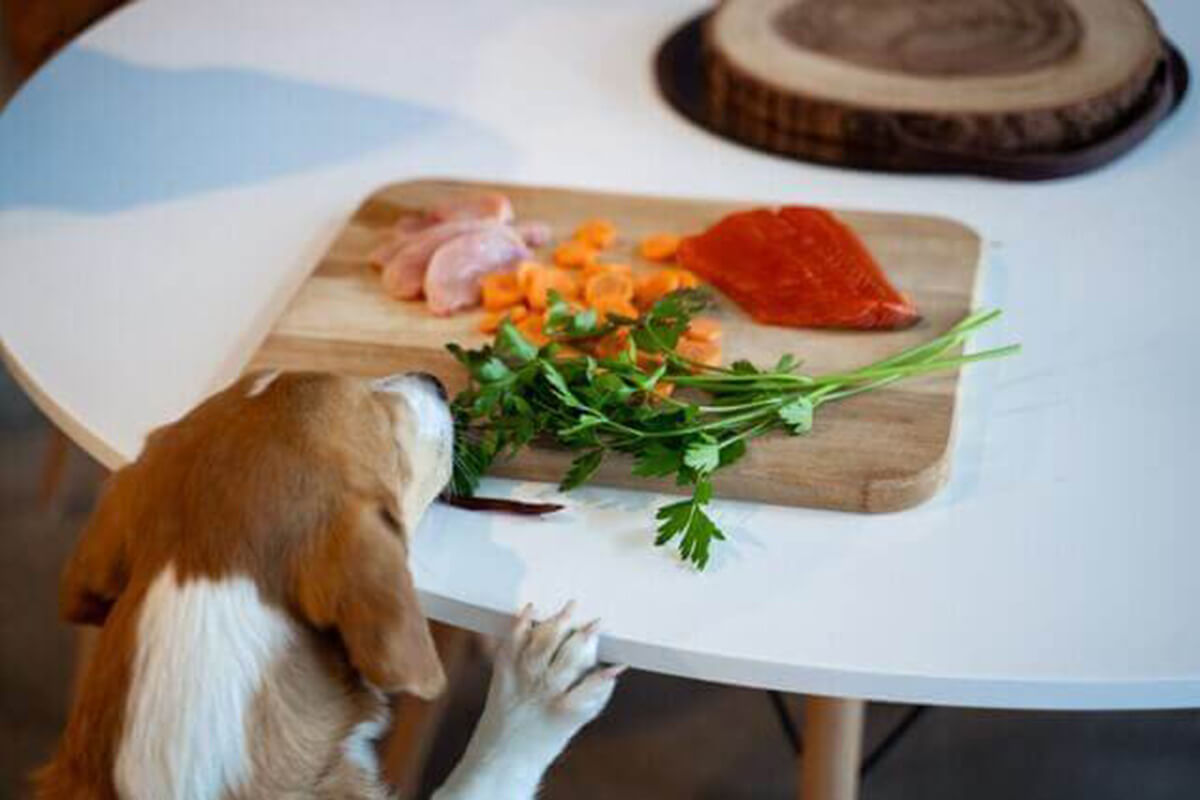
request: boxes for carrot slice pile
[480,273,523,310]
[553,240,596,269]
[639,233,680,262]
[633,268,698,309]
[677,207,918,330]
[478,305,529,333]
[476,220,723,365]
[526,267,580,310]
[574,218,617,249]
[675,336,722,367]
[684,316,722,343]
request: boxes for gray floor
[4,370,1199,800]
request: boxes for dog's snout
[411,371,448,401]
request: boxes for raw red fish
[677,207,919,330]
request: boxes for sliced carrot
[527,267,580,310]
[675,337,722,368]
[477,305,529,334]
[684,316,722,343]
[480,272,523,311]
[636,349,665,370]
[574,218,617,249]
[553,240,597,269]
[652,381,676,399]
[639,233,680,262]
[516,261,546,294]
[592,296,639,322]
[672,268,700,289]
[516,312,549,346]
[591,328,629,359]
[584,270,635,306]
[581,261,633,282]
[553,343,585,359]
[634,270,681,308]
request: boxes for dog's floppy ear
[60,468,138,626]
[292,495,445,699]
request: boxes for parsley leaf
[560,449,605,491]
[632,443,683,477]
[778,397,814,433]
[683,437,721,474]
[495,321,538,364]
[654,477,721,569]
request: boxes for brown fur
[34,371,446,799]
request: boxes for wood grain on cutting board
[251,179,983,512]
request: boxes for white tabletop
[2,0,1197,710]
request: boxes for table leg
[381,621,474,798]
[798,695,866,800]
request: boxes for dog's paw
[431,604,623,797]
[484,602,623,751]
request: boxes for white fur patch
[373,373,454,530]
[115,565,293,800]
[343,684,390,774]
[246,369,281,398]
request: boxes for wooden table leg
[798,695,866,800]
[380,620,474,799]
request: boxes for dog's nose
[410,371,448,401]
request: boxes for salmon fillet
[677,207,919,330]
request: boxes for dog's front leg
[432,602,622,800]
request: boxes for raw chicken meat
[379,219,498,299]
[368,213,435,267]
[424,226,529,316]
[432,191,514,225]
[514,220,552,248]
[369,191,551,311]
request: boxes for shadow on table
[0,47,510,213]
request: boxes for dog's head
[60,370,454,699]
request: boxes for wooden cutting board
[249,179,983,512]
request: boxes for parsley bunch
[448,291,1017,570]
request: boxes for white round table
[2,1,1198,796]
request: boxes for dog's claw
[491,601,621,732]
[556,663,623,717]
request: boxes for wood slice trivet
[655,0,1188,178]
[709,0,1161,155]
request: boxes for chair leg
[798,695,866,800]
[380,621,474,798]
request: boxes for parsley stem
[721,418,775,447]
[668,372,813,387]
[815,374,903,404]
[657,394,790,415]
[638,404,781,439]
[809,345,1020,385]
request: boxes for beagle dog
[35,370,619,799]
